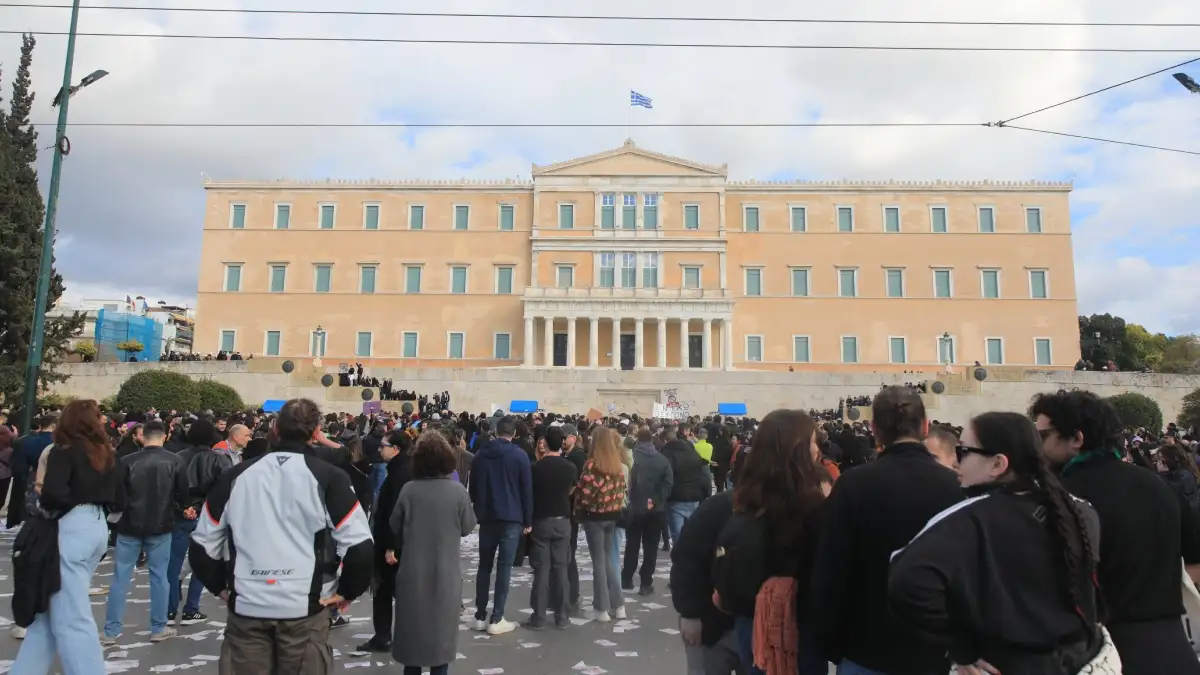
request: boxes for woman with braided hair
[887,412,1116,675]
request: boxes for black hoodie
[661,439,711,504]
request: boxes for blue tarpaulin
[509,400,539,413]
[717,402,747,416]
[262,399,286,413]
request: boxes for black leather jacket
[116,446,190,538]
[177,444,234,509]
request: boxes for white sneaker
[486,619,517,635]
[589,610,611,623]
[472,619,487,632]
[150,627,177,642]
[11,626,25,640]
[613,606,627,620]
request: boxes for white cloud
[2,0,1198,333]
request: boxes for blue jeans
[667,501,699,545]
[735,614,828,675]
[837,661,889,675]
[369,463,388,501]
[104,532,172,637]
[13,505,110,674]
[168,518,205,615]
[474,521,521,623]
[610,526,625,578]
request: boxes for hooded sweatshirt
[629,441,674,515]
[468,437,533,527]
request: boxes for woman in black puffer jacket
[1160,443,1200,515]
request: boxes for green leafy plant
[1179,388,1200,433]
[115,370,200,412]
[1107,392,1163,433]
[196,379,245,413]
[72,341,97,361]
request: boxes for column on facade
[543,316,554,367]
[702,319,713,370]
[566,317,577,368]
[523,317,534,367]
[722,318,734,371]
[634,318,645,370]
[610,317,621,368]
[679,318,689,369]
[589,316,599,368]
[656,318,667,368]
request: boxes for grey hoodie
[629,441,674,515]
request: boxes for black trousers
[371,559,397,642]
[713,466,729,493]
[567,519,581,606]
[622,511,667,588]
[6,470,25,529]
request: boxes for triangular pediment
[532,140,728,178]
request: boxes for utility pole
[19,0,83,432]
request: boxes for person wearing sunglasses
[888,411,1113,675]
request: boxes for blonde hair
[588,427,624,476]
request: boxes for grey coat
[389,476,477,667]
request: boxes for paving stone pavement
[0,528,690,675]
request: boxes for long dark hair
[55,399,115,472]
[733,409,824,544]
[1161,444,1200,479]
[970,411,1100,624]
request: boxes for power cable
[1001,125,1200,155]
[0,30,1195,52]
[993,55,1200,125]
[2,3,1198,28]
[25,121,985,128]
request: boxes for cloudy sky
[2,0,1198,335]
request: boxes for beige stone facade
[196,141,1080,371]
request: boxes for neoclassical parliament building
[195,141,1080,371]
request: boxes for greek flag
[630,90,653,109]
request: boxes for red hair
[54,399,115,472]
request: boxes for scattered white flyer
[582,668,608,675]
[479,669,505,675]
[594,639,618,647]
[190,655,219,662]
[352,633,374,639]
[344,662,371,669]
[520,642,541,648]
[659,627,680,635]
[615,651,638,657]
[107,651,129,659]
[641,602,666,609]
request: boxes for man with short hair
[469,415,533,635]
[102,420,190,645]
[524,427,578,630]
[923,425,960,478]
[190,398,373,673]
[624,427,674,595]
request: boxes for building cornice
[727,179,1072,193]
[532,139,728,177]
[203,178,533,192]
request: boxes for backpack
[711,511,769,618]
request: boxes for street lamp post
[18,0,102,432]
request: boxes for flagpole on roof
[627,89,632,141]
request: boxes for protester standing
[576,427,629,623]
[359,431,413,653]
[623,427,674,595]
[525,426,579,629]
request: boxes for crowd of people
[1,386,1199,675]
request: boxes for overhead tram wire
[991,55,1200,126]
[1000,125,1200,156]
[1,30,1196,52]
[26,121,985,129]
[4,3,1200,28]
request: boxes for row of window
[231,202,518,231]
[741,204,1043,234]
[229,200,1044,234]
[220,329,510,360]
[223,263,516,294]
[748,335,1055,366]
[744,267,1051,299]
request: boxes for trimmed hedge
[1180,388,1200,433]
[1106,392,1164,433]
[116,370,201,412]
[196,379,245,413]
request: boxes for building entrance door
[620,335,636,370]
[688,335,703,368]
[553,333,568,367]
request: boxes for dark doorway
[620,334,636,370]
[688,335,703,368]
[553,333,568,367]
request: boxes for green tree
[195,379,244,413]
[115,370,200,412]
[1159,335,1200,374]
[1122,323,1167,372]
[0,34,83,416]
[1179,388,1200,433]
[1078,314,1125,367]
[116,339,145,360]
[1106,392,1164,433]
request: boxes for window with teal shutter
[620,253,636,287]
[745,269,762,296]
[230,204,246,229]
[683,267,700,289]
[1026,208,1042,233]
[1030,270,1047,299]
[451,266,467,294]
[454,205,469,230]
[356,332,372,357]
[842,337,858,363]
[982,270,1000,299]
[987,338,1004,365]
[224,265,242,292]
[559,204,574,229]
[220,330,236,353]
[360,266,377,294]
[839,269,857,297]
[744,207,760,232]
[494,334,511,359]
[275,204,290,229]
[684,204,699,230]
[265,331,280,356]
[886,269,904,297]
[791,268,809,297]
[746,336,763,362]
[837,207,853,232]
[601,194,615,229]
[269,265,286,293]
[790,206,806,232]
[931,206,948,233]
[978,207,995,233]
[890,337,907,364]
[884,207,900,233]
[405,266,422,293]
[641,254,658,288]
[363,204,379,230]
[319,204,335,229]
[643,194,658,229]
[314,265,331,293]
[499,205,514,231]
[496,267,513,294]
[449,333,464,359]
[622,194,636,229]
[599,254,615,288]
[402,332,418,358]
[1035,339,1052,365]
[793,336,810,363]
[409,205,424,230]
[934,270,952,298]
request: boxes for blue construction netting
[94,309,162,362]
